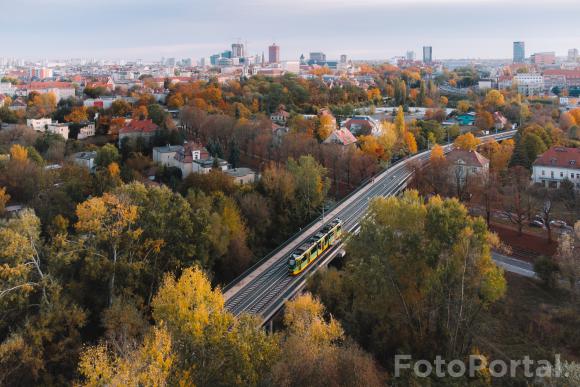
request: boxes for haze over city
[2,0,580,60]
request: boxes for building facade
[423,46,433,64]
[513,41,525,63]
[268,44,280,64]
[532,146,580,189]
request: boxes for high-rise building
[231,43,244,58]
[309,52,326,62]
[422,46,432,64]
[513,41,525,63]
[406,51,415,61]
[268,43,280,63]
[340,54,348,64]
[568,48,579,62]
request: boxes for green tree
[95,143,120,168]
[287,155,330,223]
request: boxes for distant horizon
[1,0,579,62]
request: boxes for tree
[475,110,494,131]
[9,144,28,162]
[147,104,166,126]
[0,187,9,214]
[457,100,471,114]
[95,143,120,168]
[77,325,174,387]
[555,221,580,295]
[271,293,385,387]
[317,113,335,141]
[75,193,144,307]
[500,166,534,235]
[64,106,89,123]
[453,132,480,151]
[404,131,418,153]
[151,267,279,386]
[484,89,505,110]
[287,156,330,223]
[311,191,506,365]
[110,99,132,117]
[394,105,405,137]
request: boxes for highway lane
[493,252,536,278]
[224,130,517,320]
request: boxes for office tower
[568,48,578,62]
[309,52,326,62]
[406,51,415,61]
[269,43,280,63]
[513,41,525,63]
[231,43,244,58]
[340,54,348,64]
[531,52,555,66]
[422,46,432,64]
[166,57,176,66]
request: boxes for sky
[1,0,579,61]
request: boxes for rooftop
[533,146,580,170]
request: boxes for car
[529,220,545,228]
[550,220,568,228]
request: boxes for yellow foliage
[484,89,505,108]
[9,144,28,162]
[0,186,10,213]
[454,132,481,151]
[430,144,445,162]
[284,293,344,346]
[65,106,89,123]
[404,132,418,154]
[108,162,120,177]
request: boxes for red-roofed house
[270,106,290,125]
[119,119,158,146]
[323,128,357,146]
[532,146,580,189]
[16,81,76,101]
[543,69,580,89]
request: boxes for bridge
[223,130,517,324]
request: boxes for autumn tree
[404,131,418,153]
[0,187,9,214]
[151,267,279,386]
[77,325,174,387]
[453,132,481,151]
[271,293,384,387]
[483,89,505,110]
[311,191,506,366]
[64,106,89,123]
[500,166,534,235]
[75,193,147,306]
[287,155,330,223]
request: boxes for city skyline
[1,0,579,61]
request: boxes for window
[551,171,554,178]
[541,170,545,176]
[560,172,564,178]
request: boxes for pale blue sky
[2,0,579,61]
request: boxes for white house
[47,123,70,140]
[446,149,490,193]
[27,118,53,131]
[153,142,227,177]
[513,73,544,96]
[77,123,96,139]
[225,167,257,184]
[153,144,182,165]
[532,146,580,189]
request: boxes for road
[223,131,517,322]
[492,252,536,278]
